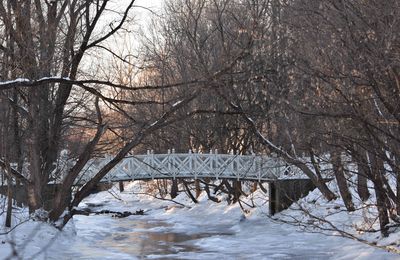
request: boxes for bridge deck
[73,152,303,185]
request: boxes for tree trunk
[397,170,400,216]
[292,161,337,201]
[49,121,106,221]
[251,182,258,193]
[195,179,201,198]
[373,180,390,237]
[233,106,337,201]
[5,177,13,228]
[309,148,324,182]
[331,150,355,212]
[356,157,371,202]
[223,180,234,204]
[232,181,243,203]
[383,153,400,216]
[2,160,14,227]
[370,154,390,237]
[170,179,178,199]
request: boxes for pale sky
[134,0,164,21]
[81,0,165,79]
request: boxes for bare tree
[0,1,204,225]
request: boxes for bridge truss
[74,151,303,185]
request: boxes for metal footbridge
[74,151,303,185]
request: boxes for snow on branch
[0,77,203,92]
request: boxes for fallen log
[71,208,145,218]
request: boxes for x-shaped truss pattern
[73,152,303,185]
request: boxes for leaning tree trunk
[356,158,371,202]
[331,150,355,212]
[234,107,337,201]
[48,118,106,222]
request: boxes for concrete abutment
[268,179,317,215]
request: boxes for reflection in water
[101,219,232,258]
[48,215,356,260]
[53,217,233,259]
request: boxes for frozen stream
[34,184,398,260]
[1,184,399,259]
[50,215,235,259]
[46,212,395,260]
[51,215,331,259]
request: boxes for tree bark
[6,182,13,227]
[356,158,371,202]
[170,179,179,199]
[370,154,390,237]
[397,169,400,216]
[49,121,106,221]
[331,150,355,212]
[373,180,390,237]
[232,181,244,203]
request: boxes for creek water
[45,213,344,260]
[47,215,234,259]
[42,201,396,260]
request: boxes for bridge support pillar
[119,181,124,192]
[269,179,316,215]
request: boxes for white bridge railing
[73,151,303,185]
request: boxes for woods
[0,0,399,242]
[141,0,399,237]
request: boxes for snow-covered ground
[0,181,399,259]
